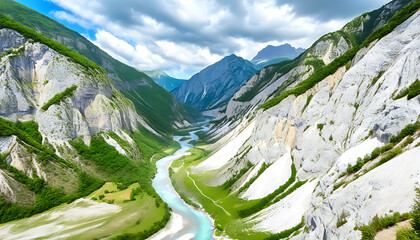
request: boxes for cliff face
[0,28,153,205]
[0,0,200,135]
[191,4,420,240]
[0,29,144,143]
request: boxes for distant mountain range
[144,70,186,92]
[171,54,258,113]
[252,43,305,63]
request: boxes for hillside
[170,1,420,239]
[0,15,179,238]
[0,0,200,135]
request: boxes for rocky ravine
[193,9,420,239]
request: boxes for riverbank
[151,129,214,240]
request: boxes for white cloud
[47,0,387,78]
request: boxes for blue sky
[15,0,389,79]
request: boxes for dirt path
[182,160,231,216]
[375,220,412,240]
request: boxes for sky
[15,0,389,79]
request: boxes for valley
[0,0,419,239]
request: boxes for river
[151,129,214,240]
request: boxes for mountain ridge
[144,70,186,92]
[171,54,258,112]
[251,43,305,63]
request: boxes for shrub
[99,194,105,200]
[360,225,375,240]
[396,228,417,240]
[359,212,405,239]
[317,123,325,132]
[379,147,402,165]
[337,210,348,228]
[390,122,420,144]
[394,80,420,100]
[347,157,364,174]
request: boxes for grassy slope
[170,148,275,239]
[0,0,200,135]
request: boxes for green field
[170,148,274,239]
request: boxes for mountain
[0,15,178,238]
[171,54,258,113]
[144,70,186,91]
[209,0,413,138]
[251,44,305,69]
[0,0,200,135]
[251,44,305,65]
[169,0,420,239]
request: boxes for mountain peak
[252,43,305,62]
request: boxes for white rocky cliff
[0,28,145,143]
[193,9,420,240]
[0,28,151,201]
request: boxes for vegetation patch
[358,212,411,240]
[41,85,77,111]
[238,163,297,218]
[0,118,103,223]
[341,121,419,179]
[301,94,313,113]
[264,218,304,240]
[394,80,420,100]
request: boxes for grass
[0,181,170,240]
[170,148,305,239]
[358,212,411,240]
[394,79,420,100]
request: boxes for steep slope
[0,0,199,135]
[171,54,258,113]
[206,0,412,141]
[171,1,420,239]
[252,44,305,69]
[144,70,186,92]
[0,16,176,238]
